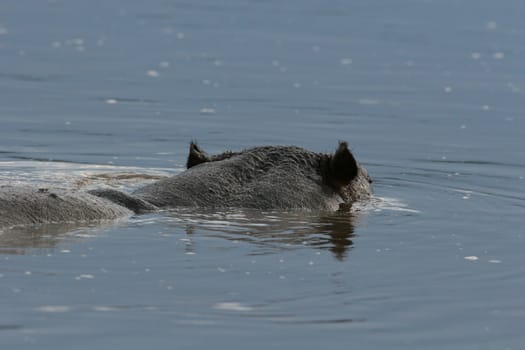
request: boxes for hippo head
[177,141,371,210]
[188,141,358,183]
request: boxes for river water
[1,0,524,349]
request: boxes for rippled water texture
[0,0,524,349]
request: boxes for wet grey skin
[135,141,372,210]
[0,142,372,229]
[0,187,134,229]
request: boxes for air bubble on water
[93,306,119,312]
[507,82,521,93]
[312,45,320,53]
[464,256,478,261]
[213,60,222,67]
[460,124,467,129]
[272,60,280,67]
[488,259,502,264]
[492,52,504,60]
[213,302,253,312]
[358,99,380,105]
[293,82,301,88]
[105,99,118,105]
[147,70,160,77]
[66,38,84,46]
[36,305,71,313]
[482,105,490,111]
[200,107,216,114]
[202,79,211,85]
[162,27,174,35]
[24,271,32,276]
[159,61,170,68]
[60,249,71,253]
[340,58,353,65]
[51,41,62,48]
[0,26,8,35]
[75,274,94,280]
[444,86,452,93]
[486,21,497,30]
[471,52,481,60]
[176,32,185,39]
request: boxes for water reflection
[0,209,361,260]
[0,223,103,255]
[164,208,360,260]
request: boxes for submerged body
[135,143,372,211]
[0,142,372,229]
[0,187,133,228]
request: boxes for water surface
[0,0,524,349]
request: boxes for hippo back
[0,187,133,229]
[134,146,347,210]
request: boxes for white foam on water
[464,256,479,261]
[213,302,253,312]
[366,196,420,214]
[146,70,160,77]
[35,305,71,313]
[0,161,173,191]
[200,107,216,114]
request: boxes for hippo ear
[324,142,359,188]
[186,142,210,168]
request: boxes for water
[1,0,524,348]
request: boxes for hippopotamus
[0,142,372,229]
